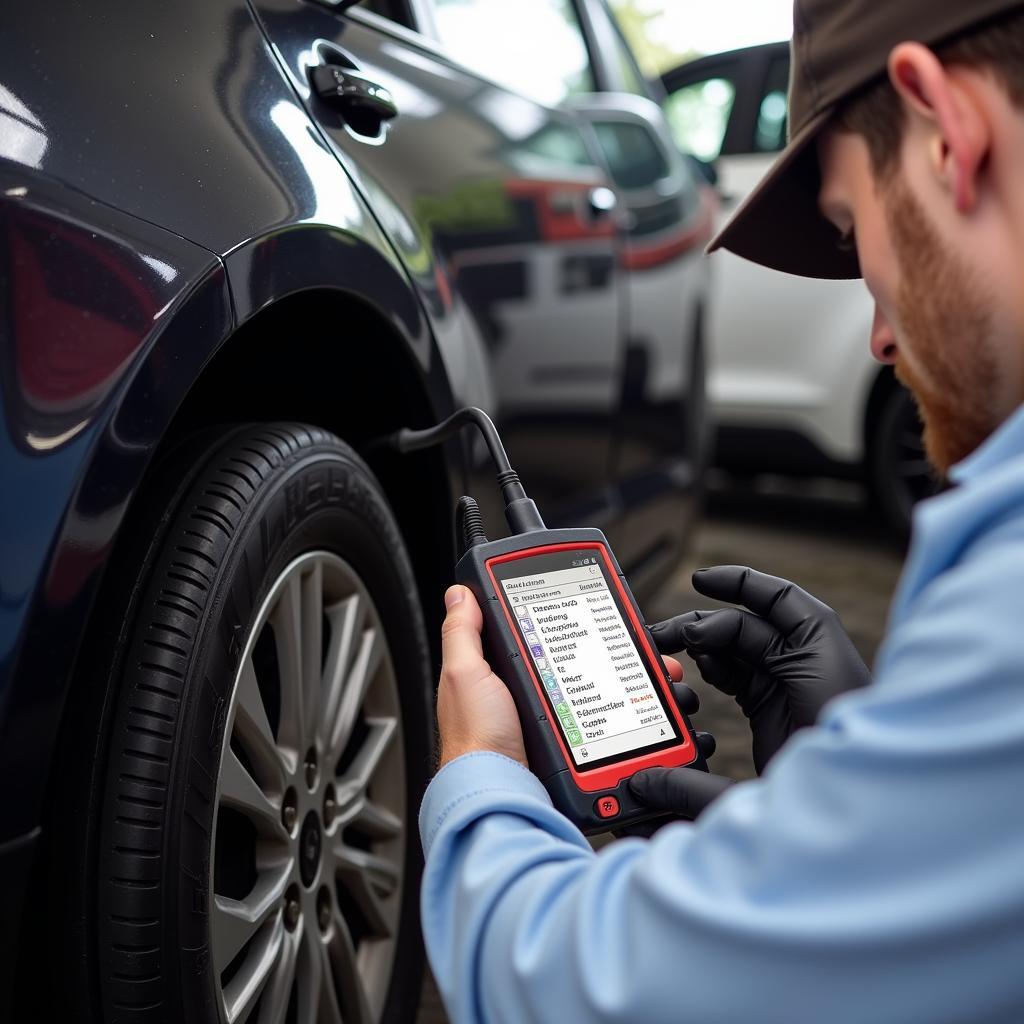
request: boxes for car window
[431,0,595,107]
[753,54,789,152]
[591,119,669,189]
[662,76,737,162]
[350,0,415,27]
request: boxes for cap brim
[707,108,860,280]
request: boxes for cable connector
[456,495,488,555]
[496,469,545,534]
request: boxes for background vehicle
[660,41,934,534]
[0,1,710,1021]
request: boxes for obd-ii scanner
[388,408,706,834]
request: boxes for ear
[887,41,990,214]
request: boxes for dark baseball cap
[707,0,1024,279]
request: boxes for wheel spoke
[301,559,324,745]
[234,659,287,793]
[255,925,299,1024]
[222,913,286,1024]
[273,575,305,752]
[219,745,288,842]
[212,863,291,974]
[352,797,403,841]
[317,936,346,1024]
[330,837,401,939]
[326,627,384,769]
[295,927,328,1024]
[320,594,364,745]
[328,906,374,1024]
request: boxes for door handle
[587,186,617,220]
[310,64,398,125]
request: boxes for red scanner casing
[454,527,703,834]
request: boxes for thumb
[628,767,735,819]
[440,585,488,682]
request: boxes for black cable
[388,407,545,534]
[391,407,512,474]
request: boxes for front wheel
[95,424,432,1024]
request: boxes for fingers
[440,585,489,684]
[650,609,705,653]
[628,767,735,819]
[670,681,699,716]
[695,730,716,760]
[663,655,684,682]
[682,607,778,667]
[691,566,833,636]
[691,651,748,696]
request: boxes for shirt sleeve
[419,530,1024,1024]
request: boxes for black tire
[868,384,938,538]
[93,423,432,1024]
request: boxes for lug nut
[304,748,318,790]
[323,787,337,827]
[284,898,300,932]
[282,789,298,833]
[317,889,332,932]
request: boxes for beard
[884,177,1000,475]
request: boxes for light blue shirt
[420,404,1024,1024]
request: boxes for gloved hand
[629,566,872,822]
[652,565,872,775]
[625,680,732,825]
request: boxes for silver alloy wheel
[210,551,406,1024]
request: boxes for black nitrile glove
[626,681,731,825]
[628,763,735,820]
[652,565,872,775]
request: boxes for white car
[660,42,933,533]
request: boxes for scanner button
[594,795,620,819]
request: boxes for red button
[595,795,620,819]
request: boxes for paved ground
[416,475,906,1022]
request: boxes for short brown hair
[837,9,1024,177]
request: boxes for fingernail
[444,585,465,609]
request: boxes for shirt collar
[948,403,1024,484]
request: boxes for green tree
[609,0,699,77]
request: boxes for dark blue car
[0,1,711,1019]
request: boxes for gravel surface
[417,477,906,1022]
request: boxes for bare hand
[436,586,528,768]
[435,586,689,772]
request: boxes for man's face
[818,129,1012,475]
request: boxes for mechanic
[420,1,1024,1020]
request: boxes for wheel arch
[17,285,458,1011]
[160,286,459,636]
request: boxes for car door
[250,0,625,538]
